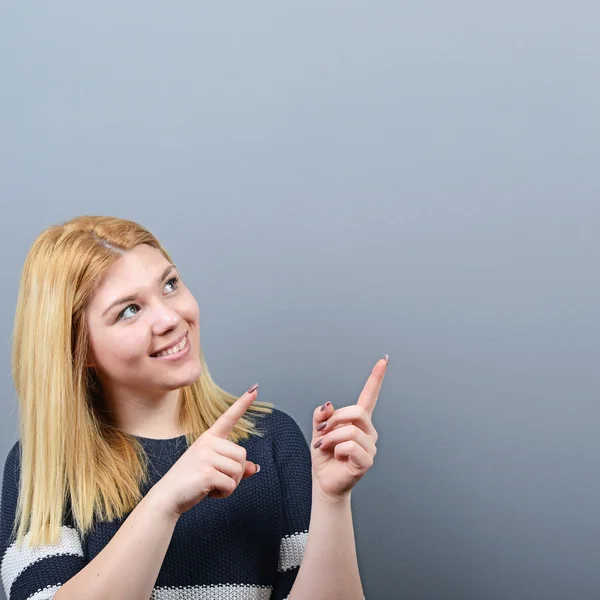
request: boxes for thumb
[242,461,261,479]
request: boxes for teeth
[154,335,187,357]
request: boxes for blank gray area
[1,2,600,599]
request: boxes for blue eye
[119,305,139,320]
[165,276,179,292]
[116,277,179,322]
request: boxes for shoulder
[255,406,307,441]
[253,407,311,467]
[2,440,21,488]
[1,441,21,548]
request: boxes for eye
[164,276,179,293]
[118,304,139,321]
[115,277,179,322]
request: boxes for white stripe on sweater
[277,531,308,572]
[1,525,83,595]
[150,585,273,599]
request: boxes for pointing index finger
[210,384,259,439]
[357,357,388,417]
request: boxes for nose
[150,301,181,336]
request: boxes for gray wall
[1,2,600,599]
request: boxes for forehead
[91,244,171,303]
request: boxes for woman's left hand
[310,355,388,501]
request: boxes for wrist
[312,477,352,506]
[143,484,182,525]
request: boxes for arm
[54,487,179,600]
[289,358,387,599]
[269,410,364,600]
[288,487,363,600]
[0,440,180,600]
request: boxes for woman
[0,215,387,600]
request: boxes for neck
[98,383,185,439]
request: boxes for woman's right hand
[150,384,261,517]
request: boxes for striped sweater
[0,408,311,600]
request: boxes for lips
[150,333,187,357]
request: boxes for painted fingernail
[313,439,323,449]
[256,464,261,473]
[383,354,389,365]
[320,404,326,411]
[316,421,327,431]
[247,383,259,393]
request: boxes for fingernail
[383,354,389,365]
[247,383,258,393]
[316,421,327,431]
[256,464,261,473]
[313,439,323,449]
[320,404,327,411]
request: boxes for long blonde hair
[11,215,273,548]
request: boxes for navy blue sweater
[0,408,312,600]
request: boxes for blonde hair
[11,215,273,548]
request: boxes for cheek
[179,294,200,351]
[93,327,149,367]
[180,292,200,323]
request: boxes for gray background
[1,2,600,599]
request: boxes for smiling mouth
[150,333,188,358]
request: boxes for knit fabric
[0,408,311,600]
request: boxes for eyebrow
[101,265,176,318]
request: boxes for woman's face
[86,244,202,398]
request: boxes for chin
[153,371,201,394]
[175,362,203,388]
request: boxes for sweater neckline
[134,434,187,443]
